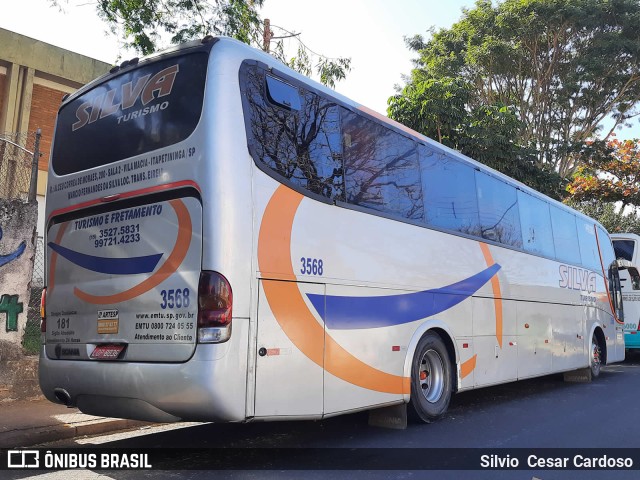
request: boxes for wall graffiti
[0,226,26,268]
[0,225,27,332]
[0,200,37,343]
[0,294,23,332]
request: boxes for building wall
[0,28,111,239]
[0,27,111,178]
[0,28,110,88]
[0,30,111,350]
[0,71,5,119]
[28,83,67,170]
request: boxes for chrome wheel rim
[591,337,601,371]
[419,349,445,403]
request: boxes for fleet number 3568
[160,288,190,309]
[300,257,324,276]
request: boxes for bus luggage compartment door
[254,280,325,417]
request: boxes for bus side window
[420,147,481,237]
[551,206,582,265]
[517,189,554,258]
[342,110,423,221]
[576,219,601,272]
[475,172,523,248]
[243,64,344,202]
[265,75,301,110]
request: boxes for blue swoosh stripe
[0,241,26,268]
[48,242,163,275]
[307,264,501,330]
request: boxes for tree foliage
[52,0,350,87]
[388,71,566,199]
[567,138,640,209]
[95,0,263,53]
[565,199,640,236]
[397,0,640,178]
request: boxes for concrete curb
[0,357,158,447]
[0,417,153,448]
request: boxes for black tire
[408,332,452,423]
[590,332,602,379]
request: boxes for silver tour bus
[40,36,625,424]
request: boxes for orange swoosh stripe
[74,199,192,304]
[460,354,477,379]
[258,185,408,395]
[480,242,503,348]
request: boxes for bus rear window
[51,52,208,175]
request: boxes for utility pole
[28,129,41,202]
[263,18,273,53]
[262,19,300,54]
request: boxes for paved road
[8,354,640,479]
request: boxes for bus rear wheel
[408,332,452,423]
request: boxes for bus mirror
[628,267,640,291]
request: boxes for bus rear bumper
[38,321,250,423]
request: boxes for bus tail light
[40,287,47,334]
[197,271,232,343]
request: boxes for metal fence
[0,130,44,352]
[22,236,44,355]
[0,130,41,202]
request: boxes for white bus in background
[40,36,625,425]
[611,233,640,353]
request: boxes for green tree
[51,0,350,87]
[388,76,470,144]
[565,199,640,236]
[388,70,566,199]
[400,0,640,178]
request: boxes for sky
[0,0,636,138]
[0,0,475,116]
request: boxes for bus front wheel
[590,333,602,379]
[408,332,452,423]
